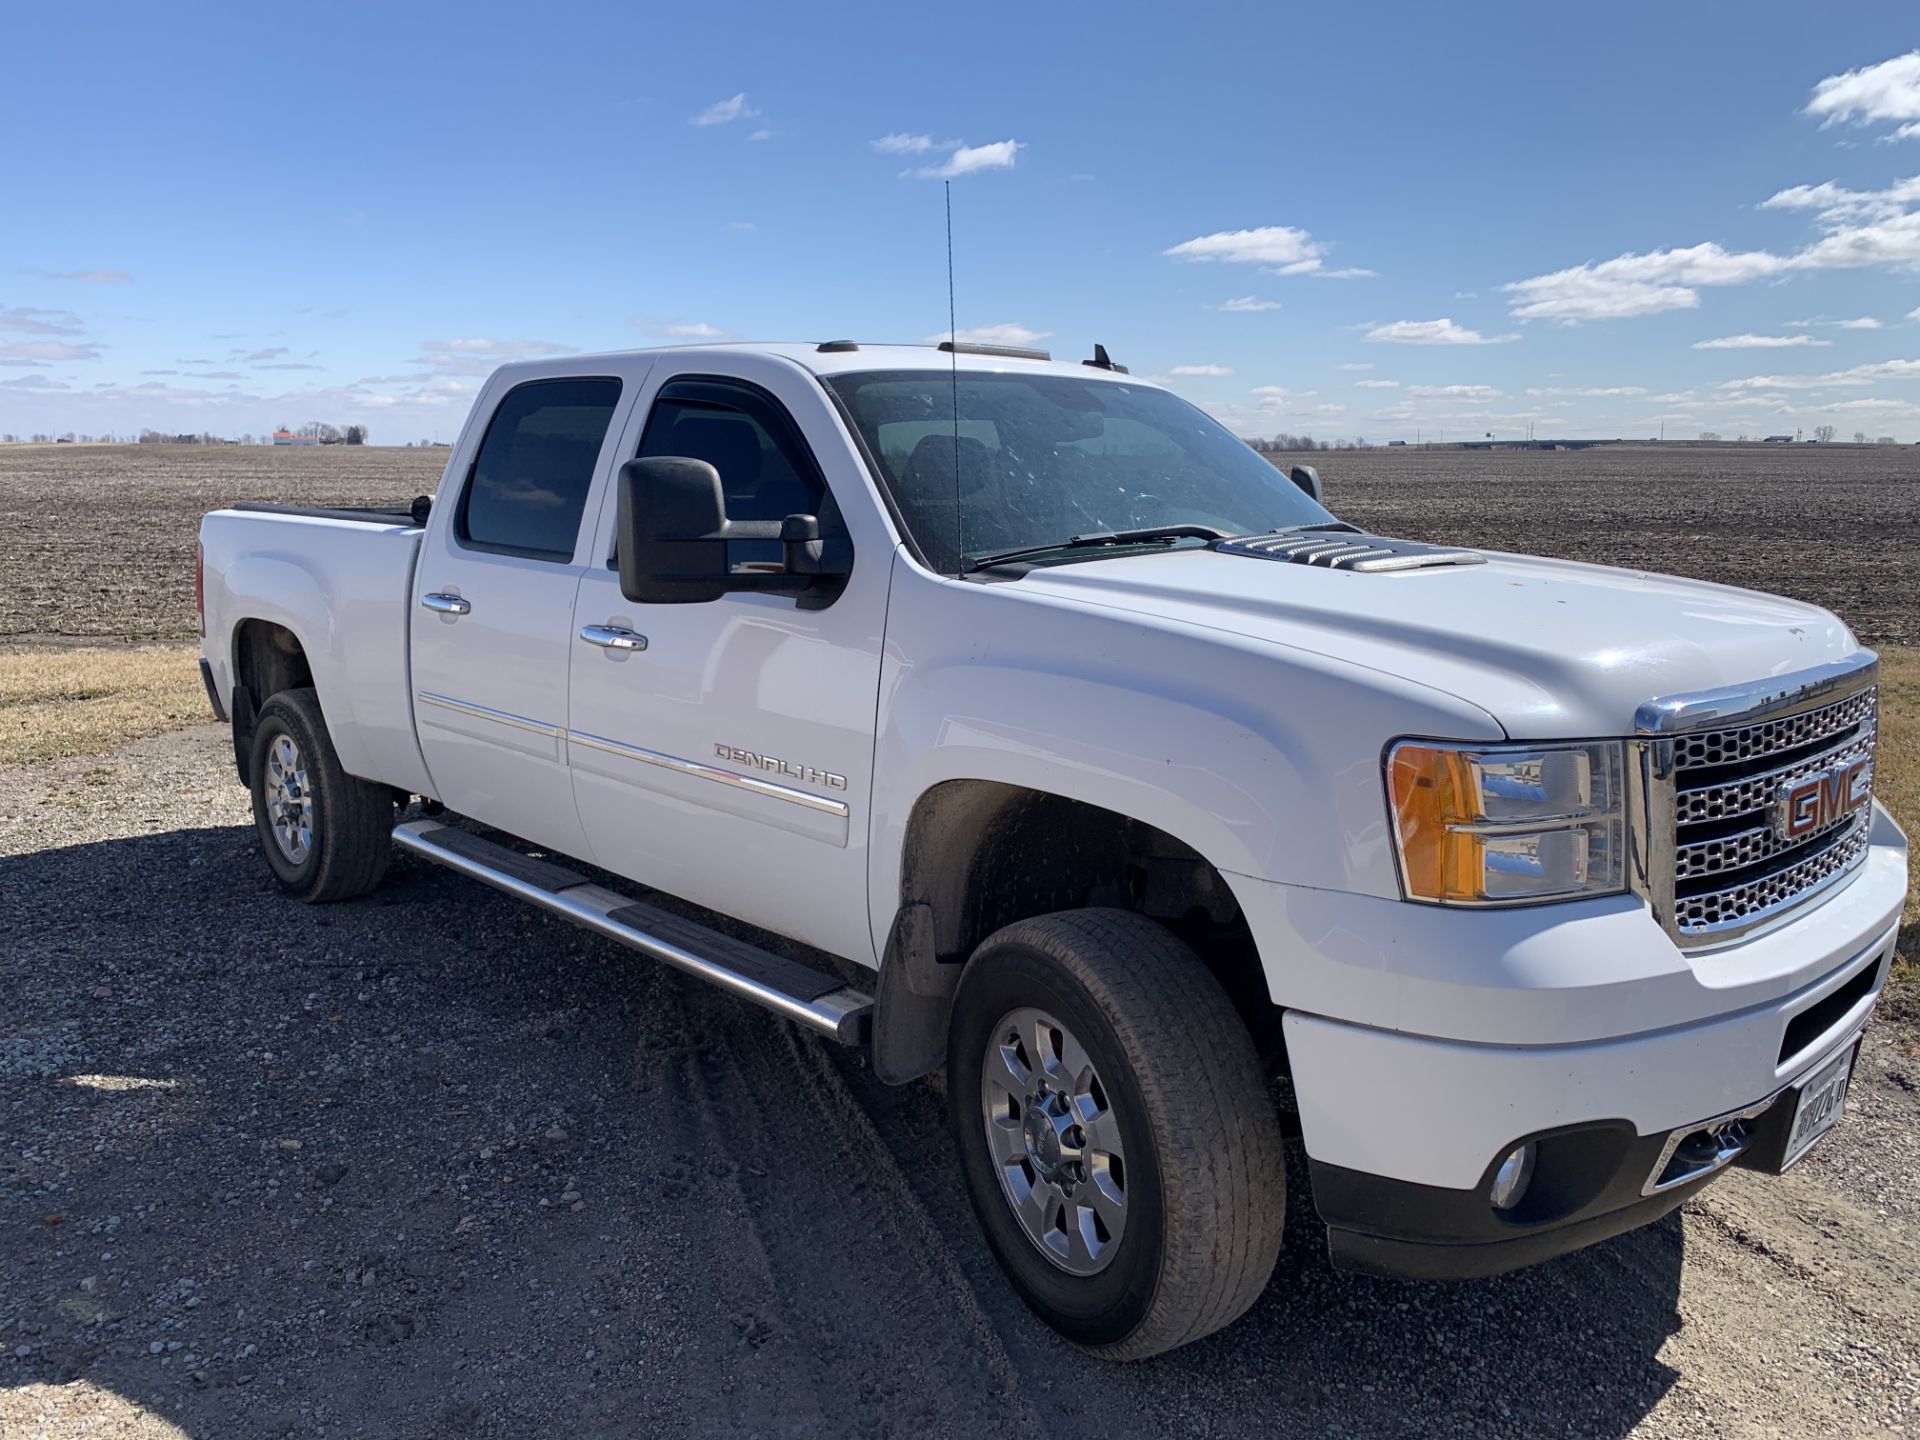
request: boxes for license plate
[1782,1044,1855,1169]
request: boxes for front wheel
[947,909,1285,1360]
[248,687,392,903]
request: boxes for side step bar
[392,820,873,1043]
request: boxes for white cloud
[1526,386,1649,398]
[47,269,130,283]
[1164,363,1234,377]
[1164,226,1325,272]
[1333,362,1373,371]
[1691,334,1832,349]
[1316,267,1377,279]
[0,305,82,336]
[1407,384,1503,400]
[690,93,758,127]
[913,140,1022,179]
[630,318,737,341]
[1762,176,1920,225]
[1788,314,1885,329]
[1910,305,1920,320]
[923,322,1052,347]
[414,338,568,376]
[0,339,101,362]
[872,133,948,154]
[1717,358,1920,391]
[749,129,773,142]
[1502,243,1785,322]
[1216,296,1282,312]
[725,221,755,232]
[1805,52,1920,141]
[1791,208,1920,270]
[1365,318,1517,345]
[1353,378,1400,388]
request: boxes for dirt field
[0,441,1915,645]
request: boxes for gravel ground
[4,725,1918,1438]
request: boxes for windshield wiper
[964,524,1230,573]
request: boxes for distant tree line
[0,427,372,445]
[1245,434,1386,452]
[279,421,368,445]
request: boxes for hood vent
[1216,531,1486,574]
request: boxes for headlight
[1386,740,1626,905]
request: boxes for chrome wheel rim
[980,1006,1127,1276]
[263,733,313,865]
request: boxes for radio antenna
[945,180,962,570]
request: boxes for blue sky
[7,2,1920,443]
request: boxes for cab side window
[638,387,823,524]
[458,377,622,560]
[635,378,830,568]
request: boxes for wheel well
[897,780,1282,1065]
[228,620,314,782]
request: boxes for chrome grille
[1676,822,1872,932]
[1634,660,1880,946]
[1675,727,1875,824]
[1669,687,1876,770]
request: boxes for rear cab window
[457,377,623,561]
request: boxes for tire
[947,908,1285,1360]
[248,687,392,903]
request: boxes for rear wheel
[248,687,392,903]
[947,908,1285,1359]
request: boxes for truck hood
[1011,544,1863,738]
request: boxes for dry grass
[0,644,206,766]
[1878,647,1920,984]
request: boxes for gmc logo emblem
[1772,758,1872,841]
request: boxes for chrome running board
[392,820,873,1043]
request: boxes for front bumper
[1246,807,1903,1279]
[1312,1021,1866,1278]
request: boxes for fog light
[1490,1143,1536,1211]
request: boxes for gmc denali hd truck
[196,340,1907,1359]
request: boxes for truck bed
[231,499,427,527]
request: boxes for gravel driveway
[4,725,1918,1438]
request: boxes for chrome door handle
[421,592,471,616]
[579,624,648,653]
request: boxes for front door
[411,373,632,857]
[566,360,887,962]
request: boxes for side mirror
[615,457,853,605]
[617,456,731,604]
[1288,464,1324,505]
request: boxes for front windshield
[824,369,1337,573]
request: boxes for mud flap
[872,901,959,1084]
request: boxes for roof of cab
[493,341,1161,386]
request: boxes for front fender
[866,555,1503,960]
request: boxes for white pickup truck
[197,340,1907,1359]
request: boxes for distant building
[1762,434,1794,444]
[272,430,321,447]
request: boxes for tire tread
[249,687,391,903]
[963,908,1285,1359]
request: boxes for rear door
[410,371,637,857]
[566,356,888,962]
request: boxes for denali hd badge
[1772,757,1872,841]
[714,744,848,792]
